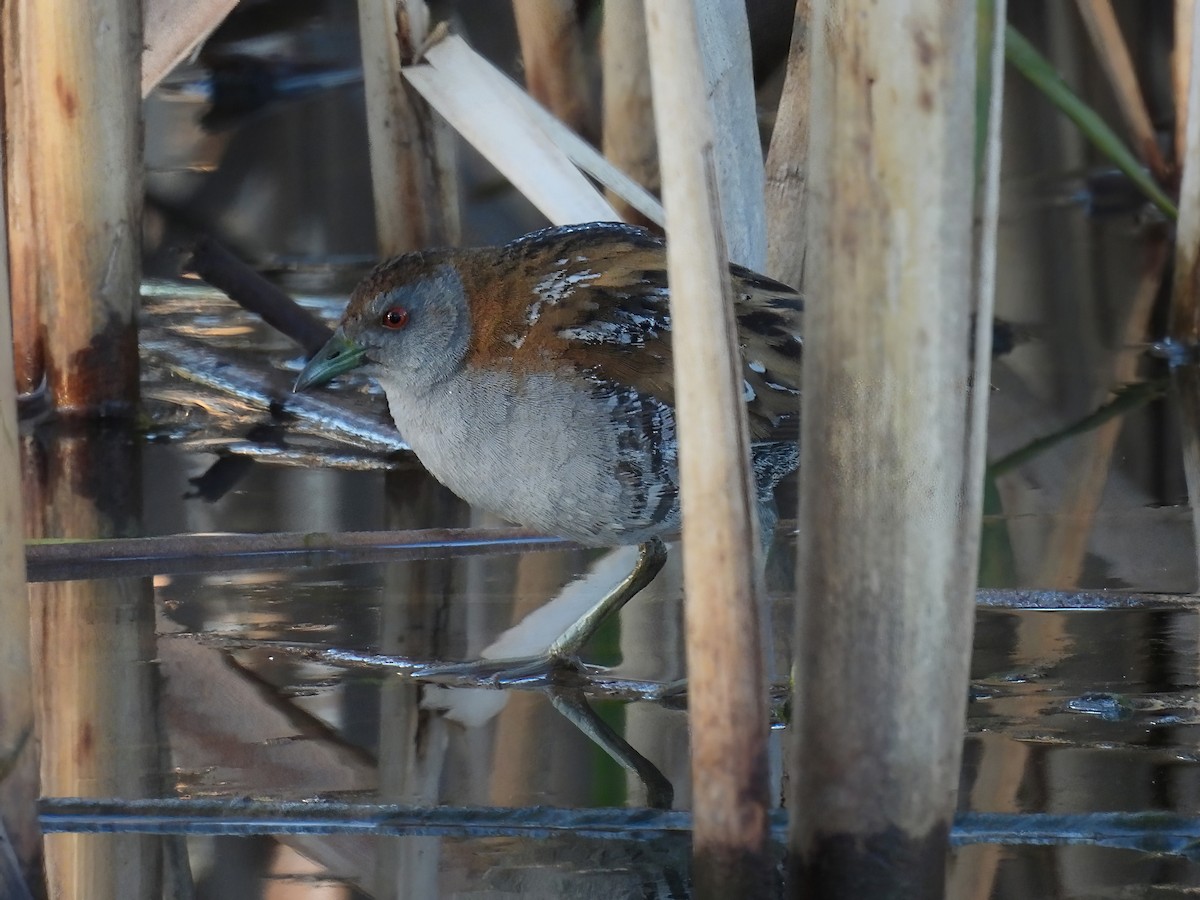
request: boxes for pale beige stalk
[4,0,142,413]
[142,0,237,96]
[791,1,982,894]
[644,1,770,895]
[357,0,460,254]
[1179,0,1196,168]
[404,36,618,225]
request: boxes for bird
[295,221,802,682]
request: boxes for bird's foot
[410,652,597,688]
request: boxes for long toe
[410,653,594,688]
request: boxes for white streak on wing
[748,360,766,373]
[557,309,670,347]
[743,380,756,402]
[529,269,602,324]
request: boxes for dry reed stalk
[1075,0,1169,182]
[357,0,460,254]
[968,0,1007,548]
[402,34,661,225]
[0,148,37,895]
[512,0,593,138]
[4,0,142,414]
[764,0,812,288]
[1038,238,1169,587]
[791,2,980,895]
[1179,0,1196,168]
[950,18,1029,896]
[602,0,660,225]
[1170,3,1200,585]
[404,35,617,225]
[3,4,42,397]
[693,0,766,269]
[141,0,237,97]
[644,1,770,894]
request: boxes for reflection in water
[21,421,1200,898]
[23,424,168,898]
[10,1,1200,894]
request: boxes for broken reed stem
[512,0,594,140]
[1169,2,1200,587]
[764,0,813,289]
[1075,0,1170,182]
[791,2,979,896]
[403,36,618,225]
[357,0,460,255]
[5,0,142,414]
[602,0,660,226]
[141,0,237,97]
[644,2,770,896]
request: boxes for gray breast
[377,368,682,546]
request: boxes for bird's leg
[545,537,667,660]
[549,686,673,808]
[412,538,668,686]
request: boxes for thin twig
[26,528,576,583]
[186,237,332,356]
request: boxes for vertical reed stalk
[602,0,659,226]
[356,0,460,255]
[512,0,594,139]
[1169,4,1200,585]
[359,3,462,881]
[790,2,980,895]
[644,2,770,894]
[0,136,37,895]
[5,0,142,414]
[692,0,766,269]
[1178,0,1196,169]
[765,0,813,288]
[2,8,41,397]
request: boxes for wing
[462,222,803,441]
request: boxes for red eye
[381,306,409,330]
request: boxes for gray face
[344,263,474,392]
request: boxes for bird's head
[294,251,473,394]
